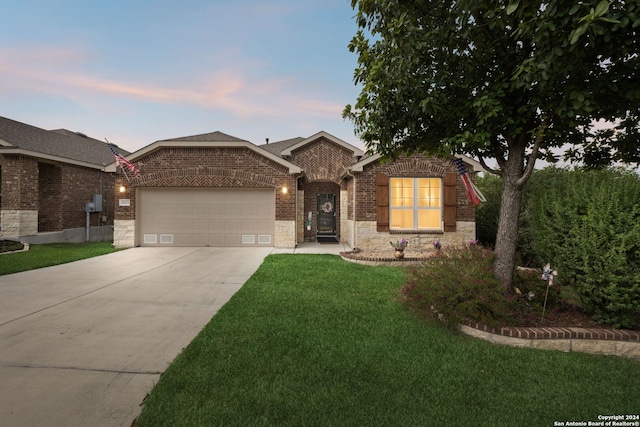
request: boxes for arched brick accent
[385,158,447,176]
[137,167,277,188]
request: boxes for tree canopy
[344,0,640,288]
[345,0,640,171]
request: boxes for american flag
[454,157,485,206]
[107,143,141,178]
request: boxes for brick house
[109,130,479,251]
[0,116,126,243]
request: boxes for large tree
[344,0,640,290]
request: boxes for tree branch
[516,118,549,188]
[476,152,502,176]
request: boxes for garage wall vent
[160,234,174,244]
[144,234,158,244]
[258,235,272,244]
[242,235,256,244]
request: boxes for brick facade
[116,147,295,222]
[112,133,478,250]
[1,155,38,210]
[1,154,115,239]
[356,155,475,223]
[289,137,355,183]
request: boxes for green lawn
[134,254,640,427]
[0,241,118,276]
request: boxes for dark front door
[317,193,336,235]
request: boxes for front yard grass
[0,241,118,276]
[134,254,640,427]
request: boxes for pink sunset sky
[0,1,364,152]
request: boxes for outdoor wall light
[119,185,127,193]
[282,186,288,194]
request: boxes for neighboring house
[108,130,480,251]
[0,116,127,243]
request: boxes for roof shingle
[0,116,129,166]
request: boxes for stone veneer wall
[353,221,476,252]
[296,190,304,243]
[340,190,354,248]
[113,219,135,248]
[0,210,38,238]
[275,220,295,248]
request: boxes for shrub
[402,245,510,329]
[528,168,640,329]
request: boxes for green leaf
[594,0,610,17]
[506,0,519,15]
[570,24,588,45]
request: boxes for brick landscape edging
[461,321,640,360]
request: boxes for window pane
[418,209,440,229]
[417,178,441,207]
[390,209,413,228]
[391,177,415,208]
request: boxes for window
[390,177,442,230]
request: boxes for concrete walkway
[0,246,292,427]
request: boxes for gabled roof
[158,131,247,143]
[259,137,305,156]
[0,116,126,169]
[106,131,302,174]
[278,131,364,158]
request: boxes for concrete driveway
[0,246,275,427]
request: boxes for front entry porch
[300,181,341,243]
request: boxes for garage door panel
[208,205,223,215]
[159,219,176,229]
[138,188,275,247]
[208,234,225,246]
[177,205,193,216]
[257,205,272,216]
[192,219,208,230]
[176,219,193,231]
[225,205,242,216]
[241,219,257,230]
[193,205,207,216]
[209,218,224,229]
[225,218,242,231]
[242,205,258,216]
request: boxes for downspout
[345,169,357,250]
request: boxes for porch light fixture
[282,186,288,194]
[119,185,127,193]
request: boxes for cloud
[0,45,344,121]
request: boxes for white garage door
[137,188,275,247]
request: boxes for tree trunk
[493,173,524,292]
